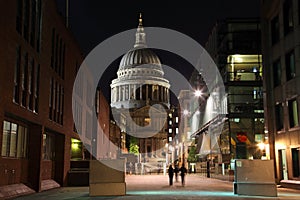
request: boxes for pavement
[14,174,300,200]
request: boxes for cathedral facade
[110,15,170,162]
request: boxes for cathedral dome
[119,48,161,70]
[110,14,170,109]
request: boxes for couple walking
[168,164,187,186]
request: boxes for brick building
[261,0,300,187]
[0,0,110,197]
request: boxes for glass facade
[226,55,262,82]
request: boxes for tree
[129,136,139,155]
[187,146,198,163]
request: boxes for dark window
[36,0,42,52]
[23,0,30,41]
[273,59,281,87]
[21,53,28,107]
[49,78,53,119]
[292,148,300,177]
[288,99,299,128]
[271,15,280,45]
[28,58,34,110]
[34,64,40,112]
[51,28,55,68]
[55,34,59,71]
[285,50,296,81]
[62,43,66,79]
[16,0,23,34]
[13,46,21,103]
[283,0,294,35]
[30,0,36,47]
[299,0,300,25]
[275,104,284,131]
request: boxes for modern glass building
[191,18,264,173]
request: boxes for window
[283,0,294,35]
[271,15,280,45]
[289,99,299,128]
[21,53,28,107]
[275,104,284,131]
[285,50,295,81]
[273,59,281,87]
[299,0,300,25]
[169,128,172,133]
[34,64,40,112]
[1,121,28,158]
[13,46,21,103]
[51,28,55,67]
[30,0,36,47]
[175,117,179,123]
[291,148,300,177]
[23,0,30,41]
[43,133,55,160]
[16,0,23,34]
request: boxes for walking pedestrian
[179,164,187,186]
[174,165,179,182]
[167,165,174,186]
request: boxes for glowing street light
[183,109,189,115]
[194,90,202,97]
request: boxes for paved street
[15,174,300,200]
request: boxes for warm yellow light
[257,142,265,150]
[72,143,79,150]
[275,143,286,149]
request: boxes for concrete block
[89,183,126,196]
[89,160,125,183]
[236,182,277,197]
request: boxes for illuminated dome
[119,48,162,71]
[110,14,170,109]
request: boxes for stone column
[133,84,136,99]
[122,86,125,101]
[111,88,114,103]
[117,86,120,101]
[140,84,142,100]
[146,85,149,100]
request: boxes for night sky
[56,0,261,103]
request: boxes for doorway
[278,149,288,180]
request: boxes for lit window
[169,128,172,133]
[1,121,28,158]
[175,117,179,123]
[286,50,295,81]
[169,120,172,125]
[168,137,172,142]
[176,128,179,134]
[289,99,299,128]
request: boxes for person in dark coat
[174,165,179,182]
[167,165,174,186]
[179,164,187,186]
